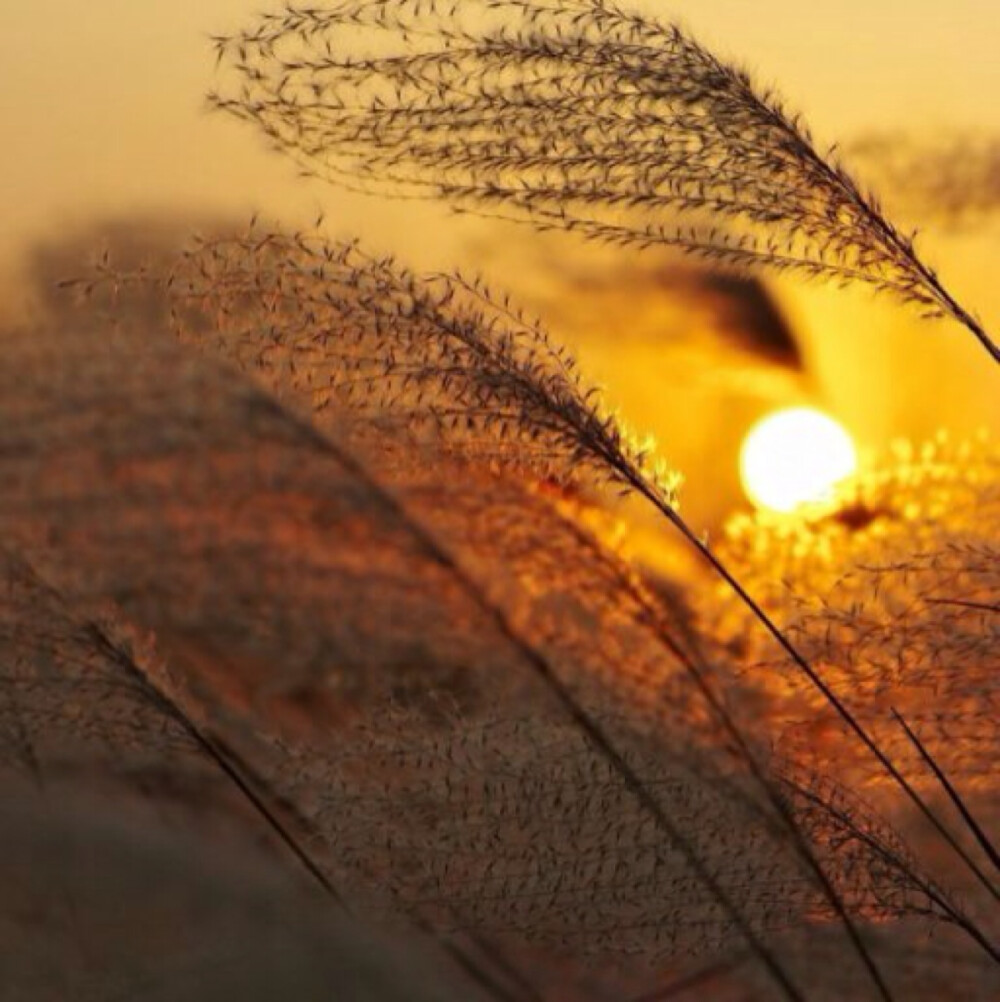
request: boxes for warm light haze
[3,4,999,999]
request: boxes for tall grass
[75,218,1000,987]
[4,1,999,999]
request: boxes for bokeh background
[3,0,998,527]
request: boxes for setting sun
[740,406,857,513]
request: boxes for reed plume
[18,210,998,994]
[4,306,834,999]
[76,223,1000,973]
[84,224,679,504]
[208,0,1000,363]
[56,237,961,998]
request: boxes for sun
[740,407,857,513]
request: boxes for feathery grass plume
[208,0,1000,363]
[78,225,1000,985]
[23,279,966,997]
[31,242,1000,995]
[0,550,491,1002]
[92,221,1000,919]
[3,314,831,998]
[77,223,1000,957]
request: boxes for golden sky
[4,0,999,264]
[2,1,998,523]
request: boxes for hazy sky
[2,1,998,500]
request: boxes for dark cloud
[693,272,802,369]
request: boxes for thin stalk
[892,708,1000,877]
[559,519,893,1002]
[787,779,1000,966]
[628,475,1000,911]
[251,395,810,1002]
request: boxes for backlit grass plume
[83,225,1000,957]
[714,435,1000,806]
[208,0,1000,363]
[95,224,678,505]
[21,294,997,999]
[2,310,885,1001]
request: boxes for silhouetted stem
[254,397,810,1002]
[892,709,1000,877]
[787,779,1000,966]
[559,519,894,1002]
[630,476,1000,916]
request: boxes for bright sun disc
[740,407,857,513]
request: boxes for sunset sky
[3,1,998,522]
